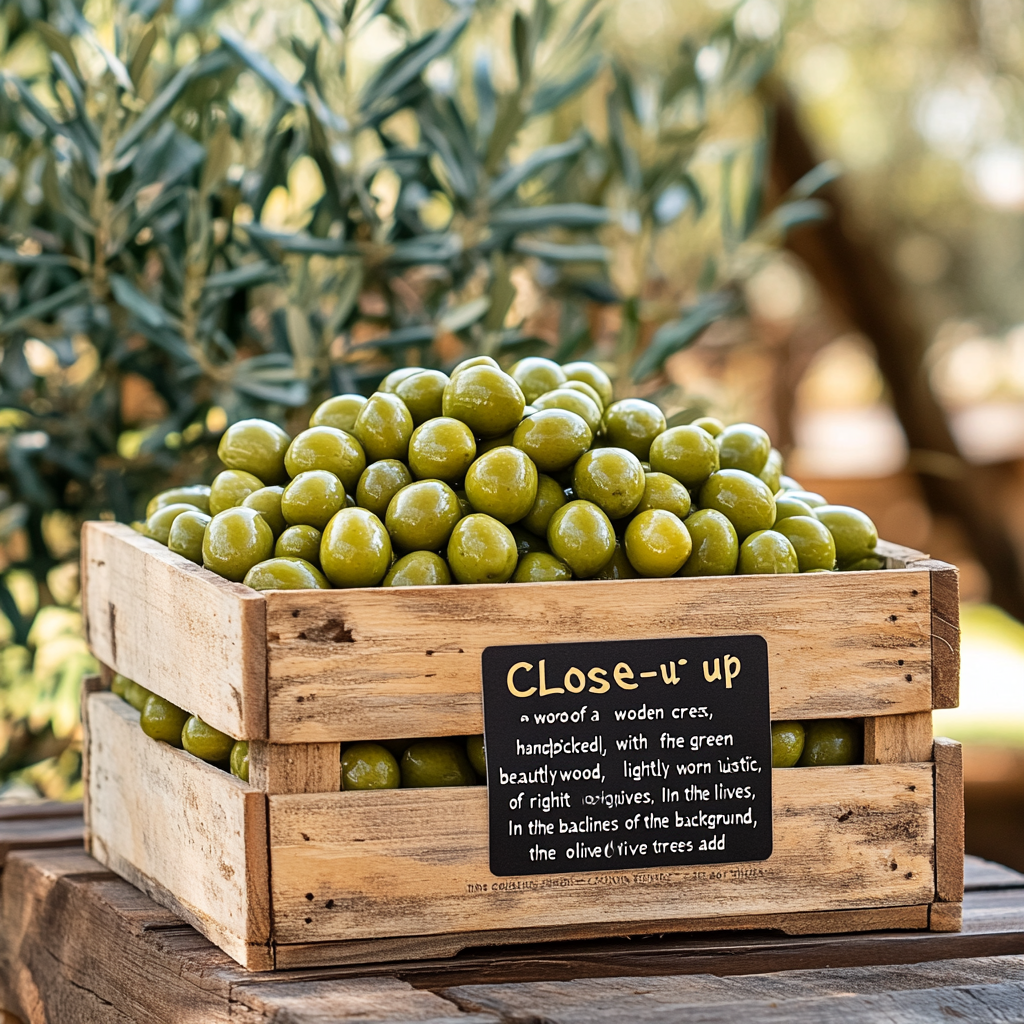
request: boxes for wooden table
[2,805,1024,1023]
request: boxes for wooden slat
[935,737,965,903]
[265,569,938,742]
[249,741,341,794]
[85,693,272,969]
[930,902,963,932]
[875,539,929,566]
[81,522,267,740]
[922,561,960,709]
[864,712,933,764]
[268,764,935,944]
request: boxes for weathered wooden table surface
[2,806,1024,1023]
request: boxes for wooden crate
[80,521,964,970]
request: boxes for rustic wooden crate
[80,521,964,970]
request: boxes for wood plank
[81,522,267,740]
[0,817,83,864]
[268,764,935,944]
[965,854,1024,891]
[920,559,960,709]
[875,539,929,566]
[863,712,933,764]
[80,673,101,853]
[265,569,938,742]
[930,901,963,931]
[85,692,272,969]
[249,741,341,795]
[935,737,965,903]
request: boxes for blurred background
[0,0,1022,866]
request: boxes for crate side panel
[266,570,933,742]
[268,763,935,942]
[82,522,266,739]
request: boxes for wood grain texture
[80,673,101,852]
[935,737,965,903]
[922,560,960,709]
[249,741,341,794]
[864,712,933,764]
[875,540,929,566]
[81,522,267,740]
[268,764,935,944]
[86,692,272,969]
[265,569,939,742]
[930,901,963,932]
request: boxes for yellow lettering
[507,662,536,698]
[660,661,680,685]
[539,658,564,696]
[587,666,610,694]
[564,666,586,693]
[724,654,741,689]
[703,658,721,683]
[614,662,637,690]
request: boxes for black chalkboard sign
[481,635,772,877]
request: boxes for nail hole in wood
[905,674,912,681]
[305,892,314,901]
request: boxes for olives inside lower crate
[771,719,864,768]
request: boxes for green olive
[408,417,477,482]
[285,426,366,492]
[476,430,516,456]
[243,557,330,590]
[509,356,567,403]
[592,540,639,579]
[773,495,815,523]
[691,415,724,438]
[167,509,211,564]
[352,392,415,462]
[465,447,538,524]
[385,479,462,552]
[309,394,367,432]
[561,379,605,411]
[146,485,211,519]
[275,524,322,565]
[520,473,568,537]
[562,361,614,407]
[601,399,666,460]
[624,509,693,577]
[679,509,739,577]
[512,408,592,473]
[814,505,879,566]
[449,355,500,379]
[446,514,518,584]
[796,719,862,767]
[771,721,805,768]
[230,740,249,782]
[395,369,450,425]
[401,739,477,787]
[241,485,287,536]
[759,447,784,493]
[634,472,692,519]
[111,673,130,698]
[281,470,347,531]
[217,418,290,485]
[649,425,720,489]
[717,423,771,476]
[202,507,274,582]
[779,474,803,493]
[466,735,486,776]
[842,556,887,572]
[209,470,264,516]
[342,742,401,789]
[442,365,525,438]
[123,680,153,712]
[782,489,827,509]
[547,500,615,578]
[320,508,392,588]
[533,388,602,434]
[774,515,837,572]
[379,739,415,758]
[145,502,197,545]
[573,447,645,519]
[699,469,776,539]
[140,694,189,747]
[383,550,452,586]
[512,551,573,582]
[181,716,235,763]
[510,523,550,558]
[354,460,411,519]
[380,366,424,393]
[738,530,799,574]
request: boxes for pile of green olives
[138,356,883,588]
[770,719,863,768]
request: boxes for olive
[342,742,401,789]
[378,739,414,758]
[507,524,547,558]
[573,447,645,519]
[512,408,592,473]
[145,502,197,545]
[243,557,330,590]
[140,694,189,747]
[635,472,691,519]
[593,540,639,579]
[533,388,602,434]
[547,500,615,578]
[465,447,538,524]
[783,489,827,509]
[281,470,347,530]
[181,716,235,763]
[466,735,486,777]
[601,399,666,460]
[285,426,366,492]
[691,415,724,438]
[449,355,500,379]
[561,379,605,412]
[110,673,130,698]
[352,392,415,462]
[843,556,886,572]
[814,505,879,565]
[717,423,771,476]
[774,515,837,572]
[241,486,287,536]
[395,369,450,425]
[385,479,462,552]
[520,473,568,537]
[380,366,424,393]
[562,360,614,407]
[209,469,264,516]
[648,425,719,489]
[455,491,473,518]
[401,739,477,787]
[275,524,322,565]
[442,365,525,438]
[146,485,211,519]
[354,460,411,520]
[699,469,776,539]
[123,680,154,712]
[309,394,367,432]
[320,508,392,588]
[771,721,805,768]
[447,514,518,584]
[738,530,799,574]
[167,510,211,564]
[383,551,453,586]
[512,551,573,582]
[230,740,249,782]
[202,507,274,582]
[759,447,784,493]
[680,509,739,577]
[217,418,290,485]
[796,719,862,767]
[408,417,477,482]
[624,509,693,577]
[773,495,815,523]
[778,474,804,493]
[509,356,567,403]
